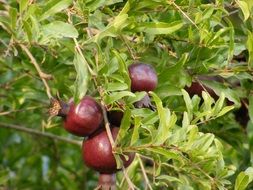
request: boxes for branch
[100,101,137,189]
[19,43,53,99]
[100,101,116,147]
[0,106,44,116]
[0,122,82,146]
[137,154,153,190]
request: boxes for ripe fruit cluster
[50,62,157,188]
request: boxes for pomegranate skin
[107,110,124,126]
[185,82,217,99]
[64,96,103,137]
[128,63,158,92]
[82,127,134,174]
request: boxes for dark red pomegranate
[185,81,216,98]
[82,127,134,174]
[107,110,124,126]
[64,96,103,136]
[128,63,158,92]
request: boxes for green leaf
[201,80,241,106]
[73,52,89,101]
[127,91,147,104]
[150,92,177,145]
[237,0,250,21]
[130,116,141,146]
[42,21,78,38]
[9,7,18,30]
[181,89,193,121]
[137,21,184,35]
[246,31,253,67]
[182,112,190,128]
[216,106,234,117]
[192,133,214,152]
[40,0,72,21]
[156,85,182,98]
[235,167,253,190]
[88,14,129,43]
[19,0,29,12]
[156,175,182,184]
[86,0,123,12]
[213,93,225,115]
[111,50,131,87]
[249,96,253,123]
[148,147,181,161]
[23,20,32,42]
[105,82,128,91]
[104,91,135,104]
[116,107,131,143]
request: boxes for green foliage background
[1,0,253,189]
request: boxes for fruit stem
[98,173,116,190]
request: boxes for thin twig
[169,1,200,31]
[120,35,138,60]
[73,38,96,76]
[66,9,95,76]
[100,102,115,147]
[122,167,137,190]
[0,106,44,116]
[19,44,53,99]
[137,154,153,190]
[0,122,82,146]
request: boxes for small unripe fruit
[64,96,103,136]
[128,63,158,92]
[82,127,134,174]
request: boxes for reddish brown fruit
[64,96,103,136]
[82,127,134,174]
[107,110,124,126]
[128,63,158,92]
[185,82,217,99]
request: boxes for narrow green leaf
[104,91,135,104]
[111,50,131,87]
[40,0,72,21]
[201,80,240,106]
[192,133,214,152]
[217,106,234,117]
[105,82,128,91]
[237,0,250,21]
[148,147,181,161]
[127,91,147,104]
[249,96,253,123]
[87,0,123,12]
[181,89,193,121]
[182,112,190,128]
[116,107,131,143]
[73,52,89,101]
[235,167,253,190]
[150,92,177,144]
[137,21,184,35]
[156,175,182,184]
[130,117,141,145]
[213,92,225,115]
[23,20,32,42]
[19,0,29,12]
[42,21,78,38]
[246,31,253,67]
[9,7,17,30]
